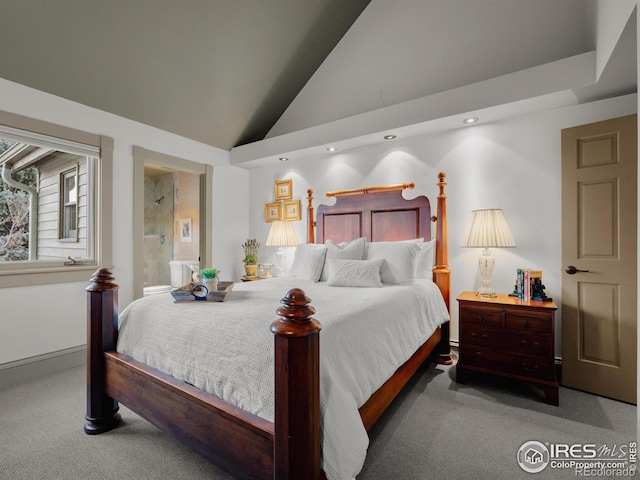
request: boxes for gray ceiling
[0,1,636,156]
[0,0,370,150]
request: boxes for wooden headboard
[306,173,450,312]
[312,182,430,244]
[305,173,451,365]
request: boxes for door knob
[566,265,589,275]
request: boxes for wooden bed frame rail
[84,173,451,480]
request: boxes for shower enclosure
[143,173,175,287]
[143,166,200,289]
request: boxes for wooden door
[561,114,637,404]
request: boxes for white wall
[0,78,249,365]
[249,94,637,352]
[592,0,637,79]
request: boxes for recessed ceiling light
[326,146,338,152]
[383,134,397,140]
[278,157,289,162]
[463,117,479,124]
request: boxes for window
[0,111,113,287]
[60,167,78,241]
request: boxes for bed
[85,172,452,480]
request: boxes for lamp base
[478,248,496,297]
[476,287,497,298]
[274,248,285,276]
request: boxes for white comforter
[117,277,449,480]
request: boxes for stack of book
[510,269,542,300]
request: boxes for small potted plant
[242,238,260,277]
[200,267,220,291]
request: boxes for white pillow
[364,241,419,284]
[320,237,366,282]
[415,239,436,279]
[289,244,327,282]
[326,258,383,287]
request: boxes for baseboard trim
[0,345,86,390]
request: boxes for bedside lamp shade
[266,220,299,247]
[266,220,299,275]
[462,209,515,296]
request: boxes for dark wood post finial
[86,267,118,292]
[270,289,322,479]
[271,288,320,336]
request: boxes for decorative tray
[171,281,234,303]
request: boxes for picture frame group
[265,179,301,222]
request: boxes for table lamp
[461,209,516,297]
[265,220,299,275]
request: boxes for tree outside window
[0,140,37,261]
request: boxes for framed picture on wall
[180,218,192,243]
[274,179,293,200]
[283,200,301,221]
[265,202,282,223]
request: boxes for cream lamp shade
[461,209,515,296]
[266,220,299,275]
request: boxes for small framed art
[180,218,192,243]
[283,200,301,221]
[265,202,282,223]
[274,179,293,201]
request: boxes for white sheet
[117,277,449,480]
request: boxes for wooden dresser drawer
[460,346,554,381]
[461,328,553,358]
[504,311,552,333]
[459,307,502,328]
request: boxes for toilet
[143,260,198,296]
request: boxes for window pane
[0,135,93,261]
[64,172,77,204]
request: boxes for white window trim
[0,110,113,288]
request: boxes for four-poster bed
[85,172,452,480]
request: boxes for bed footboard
[85,268,324,480]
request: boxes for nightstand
[456,291,559,405]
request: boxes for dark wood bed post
[307,188,315,244]
[84,267,121,434]
[433,172,453,365]
[271,289,323,480]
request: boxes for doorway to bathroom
[133,147,213,299]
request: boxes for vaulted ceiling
[0,1,636,156]
[0,0,370,150]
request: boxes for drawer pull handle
[474,351,484,357]
[522,320,530,328]
[522,363,539,372]
[520,340,540,347]
[471,332,488,338]
[478,314,485,323]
